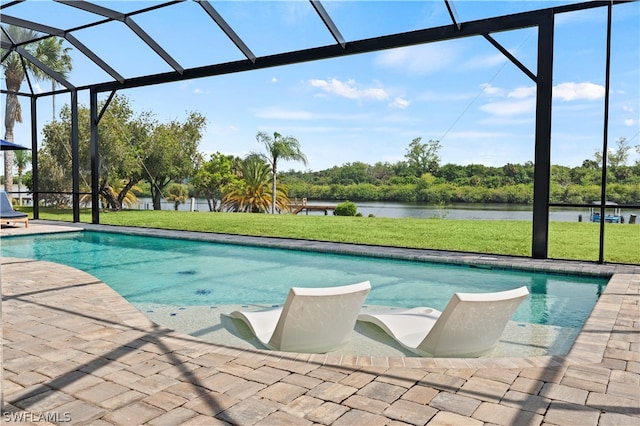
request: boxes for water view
[136,198,640,223]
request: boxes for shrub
[334,201,357,216]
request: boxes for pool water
[1,231,607,331]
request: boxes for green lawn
[24,208,640,264]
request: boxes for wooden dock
[287,198,336,215]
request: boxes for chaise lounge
[358,286,529,357]
[227,281,371,353]
[1,191,28,228]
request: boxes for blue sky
[2,0,639,172]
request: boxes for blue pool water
[1,231,607,329]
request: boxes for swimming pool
[1,230,607,330]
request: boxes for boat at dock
[589,201,625,223]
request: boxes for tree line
[23,95,640,212]
[280,137,640,205]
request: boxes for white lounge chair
[227,281,371,353]
[358,286,529,357]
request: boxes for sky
[1,0,639,173]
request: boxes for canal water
[136,198,640,223]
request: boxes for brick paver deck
[2,222,639,425]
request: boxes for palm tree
[256,131,307,214]
[80,179,142,209]
[165,183,189,211]
[222,155,289,213]
[13,150,31,205]
[2,26,72,197]
[35,37,73,122]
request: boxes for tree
[80,179,142,209]
[404,137,441,177]
[438,163,466,183]
[334,162,370,185]
[222,155,289,213]
[38,105,85,207]
[192,152,241,211]
[369,162,395,184]
[13,150,31,205]
[140,112,206,210]
[165,183,189,210]
[594,137,632,168]
[2,27,72,199]
[36,37,73,122]
[256,131,307,214]
[88,95,150,209]
[38,95,150,209]
[592,137,634,183]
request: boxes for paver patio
[1,222,639,425]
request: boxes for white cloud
[375,44,458,75]
[193,88,204,94]
[508,86,536,99]
[480,98,536,116]
[478,82,605,121]
[622,105,635,113]
[480,83,505,97]
[309,78,388,101]
[624,118,636,126]
[271,77,278,83]
[480,82,604,105]
[389,97,410,109]
[553,82,605,101]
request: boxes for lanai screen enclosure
[1,0,638,263]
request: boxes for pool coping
[8,220,639,277]
[2,220,639,370]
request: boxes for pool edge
[2,219,637,369]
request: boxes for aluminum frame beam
[90,89,100,224]
[0,0,25,9]
[92,7,547,93]
[30,97,39,219]
[1,43,75,90]
[483,34,536,82]
[56,0,184,74]
[598,3,614,264]
[310,0,346,49]
[196,0,256,63]
[444,0,462,30]
[55,0,126,21]
[1,14,125,83]
[531,11,554,259]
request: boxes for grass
[23,207,640,264]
